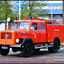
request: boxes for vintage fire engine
[0,16,64,57]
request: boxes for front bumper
[0,44,22,48]
[10,44,21,47]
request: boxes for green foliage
[0,1,3,20]
[21,1,48,19]
[2,1,12,19]
[7,13,18,23]
[0,1,12,30]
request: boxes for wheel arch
[21,38,35,51]
[53,37,60,49]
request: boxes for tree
[21,1,48,19]
[0,1,3,20]
[0,1,12,30]
[7,13,18,23]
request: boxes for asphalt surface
[0,48,64,63]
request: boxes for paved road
[0,48,64,63]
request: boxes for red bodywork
[0,17,64,45]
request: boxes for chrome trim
[61,43,64,45]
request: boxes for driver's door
[29,23,39,43]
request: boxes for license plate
[2,46,8,49]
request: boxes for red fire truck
[0,17,64,57]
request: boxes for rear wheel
[48,41,58,53]
[21,43,32,57]
[0,49,9,56]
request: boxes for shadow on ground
[8,49,57,58]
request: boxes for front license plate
[2,46,8,49]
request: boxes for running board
[35,43,53,49]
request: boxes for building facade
[12,1,27,14]
[12,1,62,22]
[47,2,62,22]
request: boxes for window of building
[58,6,60,9]
[40,24,44,29]
[60,6,62,9]
[53,6,57,10]
[48,6,51,10]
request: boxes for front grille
[1,33,12,39]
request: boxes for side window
[40,24,44,29]
[31,23,37,30]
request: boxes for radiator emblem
[5,33,8,39]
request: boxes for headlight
[16,39,19,43]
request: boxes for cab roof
[13,20,54,24]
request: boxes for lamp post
[51,1,53,20]
[19,1,21,20]
[7,18,11,30]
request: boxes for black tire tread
[21,43,32,57]
[48,41,58,53]
[0,49,9,56]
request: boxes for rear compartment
[46,24,64,43]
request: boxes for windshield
[11,22,30,30]
[20,22,30,30]
[11,22,20,29]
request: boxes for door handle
[32,33,35,34]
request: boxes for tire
[33,49,40,52]
[48,41,58,53]
[21,43,32,57]
[0,49,9,56]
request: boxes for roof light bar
[29,16,32,20]
[15,17,17,20]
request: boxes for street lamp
[51,1,53,20]
[19,1,21,20]
[7,18,11,30]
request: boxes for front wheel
[48,41,58,53]
[21,43,32,57]
[0,49,9,56]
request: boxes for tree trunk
[5,18,7,30]
[29,0,31,17]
